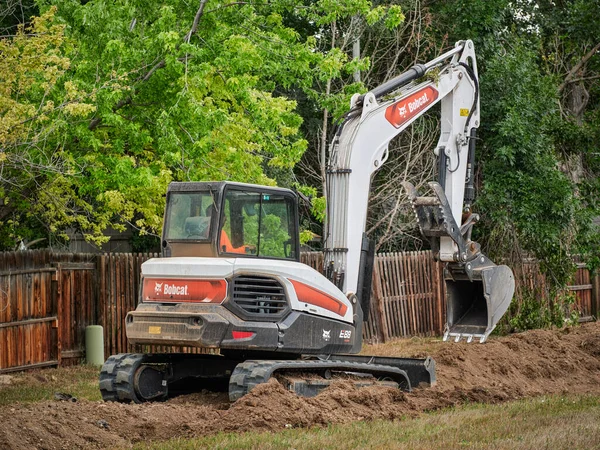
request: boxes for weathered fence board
[370,251,445,342]
[571,263,593,319]
[98,252,152,357]
[301,250,446,342]
[0,252,99,371]
[54,256,97,366]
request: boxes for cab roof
[167,181,296,197]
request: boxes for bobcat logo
[154,282,163,295]
[322,329,331,342]
[398,105,407,117]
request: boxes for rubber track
[228,359,411,401]
[99,353,145,403]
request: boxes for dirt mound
[1,323,599,449]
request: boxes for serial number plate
[148,326,162,335]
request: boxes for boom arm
[325,41,479,295]
[324,40,514,343]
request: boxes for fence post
[371,261,388,343]
[592,271,600,319]
[54,263,63,366]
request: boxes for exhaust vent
[229,276,289,320]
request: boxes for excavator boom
[324,40,514,342]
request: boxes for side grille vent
[231,276,288,318]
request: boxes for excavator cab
[162,182,300,262]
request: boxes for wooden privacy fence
[0,249,598,373]
[368,252,446,342]
[97,253,210,358]
[513,260,599,321]
[0,252,97,372]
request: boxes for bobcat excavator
[100,40,514,403]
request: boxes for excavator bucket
[402,180,515,343]
[444,263,514,343]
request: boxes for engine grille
[230,275,288,319]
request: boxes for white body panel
[142,257,236,277]
[141,257,354,323]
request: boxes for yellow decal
[149,326,162,335]
[460,108,469,116]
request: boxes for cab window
[220,190,297,260]
[164,192,215,240]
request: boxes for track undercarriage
[99,353,436,403]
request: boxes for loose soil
[1,323,600,449]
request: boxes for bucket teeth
[444,331,486,344]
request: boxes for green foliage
[241,210,290,258]
[0,0,407,248]
[259,213,291,258]
[428,0,600,294]
[292,1,405,121]
[433,0,510,59]
[296,185,326,222]
[0,7,101,245]
[299,229,314,245]
[130,229,160,253]
[473,41,577,286]
[496,288,578,334]
[297,0,404,30]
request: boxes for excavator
[100,40,515,403]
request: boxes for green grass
[0,365,101,405]
[135,395,600,450]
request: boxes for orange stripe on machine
[385,85,439,129]
[143,278,227,303]
[289,279,348,316]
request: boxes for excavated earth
[1,322,600,449]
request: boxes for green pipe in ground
[85,325,105,366]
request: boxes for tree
[0,7,96,248]
[0,0,39,35]
[289,0,407,247]
[0,0,407,249]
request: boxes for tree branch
[559,42,600,93]
[89,96,133,130]
[89,1,209,131]
[184,0,209,43]
[567,74,600,84]
[141,60,166,82]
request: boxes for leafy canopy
[0,0,403,248]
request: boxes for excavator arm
[324,40,514,343]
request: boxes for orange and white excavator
[100,40,514,403]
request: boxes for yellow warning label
[460,108,469,116]
[149,326,162,335]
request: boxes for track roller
[99,353,169,403]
